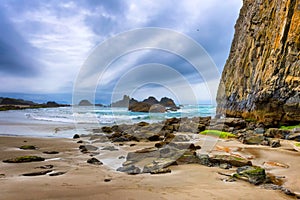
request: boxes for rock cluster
[111,95,179,113]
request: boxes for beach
[0,134,299,200]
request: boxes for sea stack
[217,0,300,126]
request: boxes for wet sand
[0,136,298,200]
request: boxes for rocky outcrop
[112,95,179,113]
[0,97,69,111]
[111,95,138,107]
[217,0,300,126]
[129,96,179,113]
[78,99,93,106]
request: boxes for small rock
[269,139,281,148]
[242,134,265,145]
[20,145,36,150]
[137,121,150,127]
[150,168,171,174]
[73,134,80,139]
[219,163,232,169]
[148,135,160,141]
[43,151,59,154]
[287,133,300,141]
[3,156,45,163]
[104,178,111,182]
[262,184,295,196]
[87,158,103,165]
[254,128,265,134]
[22,170,52,176]
[101,126,112,133]
[264,128,290,139]
[118,156,125,159]
[101,146,118,151]
[77,140,83,143]
[155,141,166,148]
[0,174,5,178]
[79,145,98,152]
[197,154,214,167]
[117,165,141,175]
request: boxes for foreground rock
[234,166,266,185]
[19,145,36,150]
[117,165,141,175]
[210,155,252,167]
[87,158,103,165]
[22,170,52,176]
[3,156,45,163]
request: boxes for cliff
[217,0,300,126]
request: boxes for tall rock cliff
[217,0,300,126]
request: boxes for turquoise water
[0,105,215,137]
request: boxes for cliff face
[217,0,300,126]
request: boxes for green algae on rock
[3,156,45,163]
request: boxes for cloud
[0,0,242,104]
[0,11,40,77]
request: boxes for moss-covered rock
[20,145,36,150]
[210,155,252,167]
[235,166,266,185]
[3,156,45,163]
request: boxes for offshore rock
[217,0,300,126]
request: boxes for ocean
[0,105,215,138]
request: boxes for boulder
[264,128,290,139]
[209,155,252,167]
[101,126,112,133]
[176,150,200,164]
[73,134,80,139]
[142,158,177,173]
[269,139,281,148]
[235,166,266,185]
[87,158,103,165]
[3,156,45,163]
[254,128,265,134]
[242,134,265,145]
[287,133,300,141]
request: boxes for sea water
[0,105,215,138]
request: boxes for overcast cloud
[0,0,242,104]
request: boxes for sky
[0,0,242,104]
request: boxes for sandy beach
[0,135,299,200]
